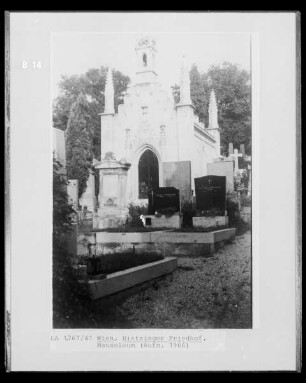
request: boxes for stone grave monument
[79,169,96,212]
[207,161,234,193]
[141,187,182,229]
[163,161,192,204]
[192,175,228,229]
[93,152,131,229]
[67,179,79,211]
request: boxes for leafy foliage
[53,157,75,244]
[53,67,130,159]
[172,62,251,156]
[207,62,251,155]
[126,203,148,227]
[66,93,95,197]
[226,193,251,235]
[234,169,250,192]
[190,64,208,123]
[53,156,97,328]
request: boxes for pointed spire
[104,68,115,114]
[208,89,219,129]
[179,54,191,104]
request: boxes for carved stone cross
[231,149,243,173]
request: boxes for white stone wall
[100,67,219,205]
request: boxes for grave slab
[192,216,229,229]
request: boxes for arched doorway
[138,149,159,199]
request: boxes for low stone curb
[88,256,178,300]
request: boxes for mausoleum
[96,36,221,213]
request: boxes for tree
[53,157,75,246]
[172,62,251,156]
[66,93,94,197]
[190,64,208,123]
[52,156,97,328]
[206,62,251,155]
[53,67,130,160]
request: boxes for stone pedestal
[67,179,79,211]
[79,171,96,212]
[141,213,183,229]
[192,216,229,229]
[94,153,131,229]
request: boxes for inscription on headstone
[194,175,226,215]
[148,187,180,215]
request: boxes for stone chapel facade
[99,36,221,206]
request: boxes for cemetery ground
[56,229,251,329]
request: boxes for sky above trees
[52,32,251,100]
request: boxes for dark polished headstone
[194,175,226,215]
[148,187,180,215]
[238,156,246,169]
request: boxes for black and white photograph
[52,31,252,330]
[5,11,300,372]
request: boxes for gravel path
[93,231,252,329]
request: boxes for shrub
[53,156,97,328]
[181,201,196,227]
[241,194,252,207]
[53,246,97,328]
[226,196,251,235]
[125,203,148,227]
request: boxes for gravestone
[228,142,234,155]
[143,187,182,228]
[207,161,234,192]
[79,170,96,212]
[67,179,79,211]
[93,152,131,229]
[163,161,192,203]
[53,128,66,169]
[53,128,67,183]
[193,175,228,228]
[238,155,245,170]
[240,144,245,156]
[148,187,180,215]
[194,175,226,215]
[231,149,243,173]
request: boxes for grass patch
[87,252,165,275]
